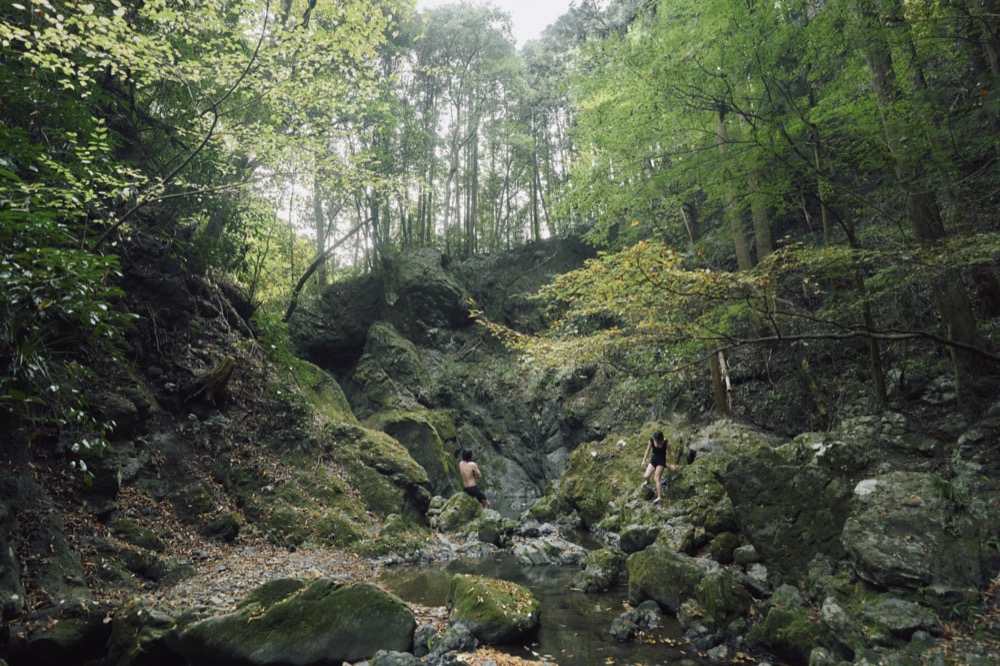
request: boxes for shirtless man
[459,450,490,509]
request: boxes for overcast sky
[414,0,574,47]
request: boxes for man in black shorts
[459,449,490,509]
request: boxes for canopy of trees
[3,0,1000,441]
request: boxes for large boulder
[289,273,383,372]
[436,491,482,533]
[350,323,430,417]
[572,546,628,593]
[724,450,852,583]
[380,248,471,343]
[842,472,984,605]
[627,544,717,613]
[447,574,540,645]
[366,409,459,497]
[174,579,416,665]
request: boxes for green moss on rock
[748,605,830,665]
[447,574,540,645]
[365,409,460,496]
[437,492,482,533]
[176,579,415,665]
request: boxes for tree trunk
[715,120,753,271]
[312,174,327,287]
[854,0,987,372]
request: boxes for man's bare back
[457,450,489,508]
[459,460,481,488]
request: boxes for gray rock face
[842,472,984,597]
[174,579,415,665]
[724,450,852,583]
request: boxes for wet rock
[447,574,540,645]
[747,583,835,666]
[413,624,437,657]
[610,600,662,642]
[369,651,421,666]
[427,622,478,655]
[512,535,587,566]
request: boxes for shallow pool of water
[378,552,704,665]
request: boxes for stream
[378,501,706,665]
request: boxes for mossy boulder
[627,543,713,613]
[447,574,540,645]
[707,531,741,564]
[693,570,754,626]
[366,409,460,496]
[262,424,429,538]
[351,322,430,416]
[525,493,571,522]
[572,546,628,593]
[287,357,358,427]
[108,602,182,666]
[748,603,831,666]
[175,579,415,665]
[436,491,482,533]
[356,514,431,557]
[111,517,166,553]
[724,449,852,584]
[560,434,651,527]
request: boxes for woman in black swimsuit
[641,430,674,504]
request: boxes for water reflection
[379,553,703,666]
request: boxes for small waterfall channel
[378,499,705,665]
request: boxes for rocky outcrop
[724,450,852,584]
[447,574,540,645]
[366,409,459,497]
[842,471,985,607]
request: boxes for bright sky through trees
[415,0,574,46]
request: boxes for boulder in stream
[173,578,415,665]
[447,573,540,645]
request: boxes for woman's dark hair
[652,430,664,443]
